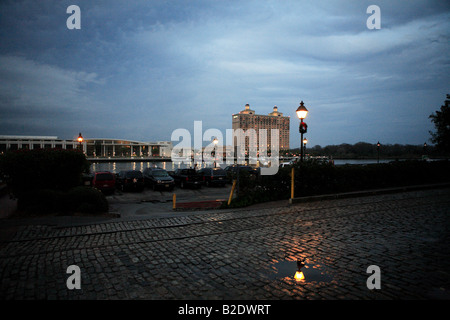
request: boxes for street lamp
[296,101,308,162]
[77,132,83,151]
[213,137,218,167]
[376,141,381,164]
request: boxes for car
[92,171,116,194]
[279,162,293,168]
[143,167,175,191]
[116,170,144,192]
[172,168,202,189]
[224,165,259,182]
[198,167,227,187]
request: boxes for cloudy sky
[0,0,449,148]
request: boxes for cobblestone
[0,188,449,299]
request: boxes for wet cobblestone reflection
[0,188,449,299]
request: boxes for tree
[429,94,450,154]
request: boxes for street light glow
[296,101,308,120]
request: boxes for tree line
[291,142,434,159]
[285,94,450,159]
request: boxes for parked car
[92,171,116,194]
[279,162,293,168]
[143,167,175,191]
[224,165,259,182]
[198,167,227,187]
[116,170,144,192]
[172,168,202,189]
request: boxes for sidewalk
[289,182,450,204]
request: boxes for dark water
[89,161,225,173]
[333,159,391,165]
[89,159,398,173]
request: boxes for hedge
[0,148,90,198]
[225,160,450,208]
[0,149,107,215]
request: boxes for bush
[0,148,90,199]
[17,187,108,215]
[226,160,450,208]
[0,149,105,215]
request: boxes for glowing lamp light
[294,271,305,282]
[296,101,308,120]
[77,132,83,143]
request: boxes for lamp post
[303,138,308,160]
[77,132,83,152]
[296,101,308,162]
[213,137,218,168]
[423,142,428,160]
[376,141,381,164]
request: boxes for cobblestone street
[0,188,449,300]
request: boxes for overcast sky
[0,0,449,148]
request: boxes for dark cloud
[0,0,449,146]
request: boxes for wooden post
[228,180,237,206]
[172,193,176,210]
[291,167,295,199]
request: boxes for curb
[174,200,225,211]
[288,182,450,204]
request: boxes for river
[89,158,396,173]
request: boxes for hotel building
[232,104,290,153]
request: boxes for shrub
[17,187,108,215]
[65,186,109,213]
[0,149,104,215]
[226,160,450,208]
[0,148,90,198]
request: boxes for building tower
[232,104,290,154]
